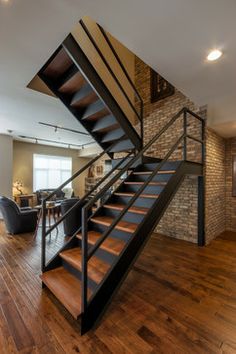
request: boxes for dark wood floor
[0,222,236,353]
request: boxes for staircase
[38,17,205,334]
[39,18,143,156]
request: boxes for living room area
[0,134,103,240]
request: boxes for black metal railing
[80,107,205,312]
[41,142,134,272]
[79,19,144,145]
[41,107,205,313]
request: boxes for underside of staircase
[38,17,205,334]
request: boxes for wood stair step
[81,100,109,121]
[103,203,149,215]
[109,139,135,153]
[132,170,175,175]
[41,267,87,319]
[60,248,110,284]
[101,128,125,143]
[92,115,119,133]
[43,48,73,79]
[70,84,98,107]
[114,192,159,199]
[124,181,167,186]
[77,231,125,256]
[58,70,85,94]
[91,216,137,233]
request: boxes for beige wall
[0,134,13,198]
[13,141,90,200]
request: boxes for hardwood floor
[0,221,236,353]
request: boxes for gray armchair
[0,196,38,234]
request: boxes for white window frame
[33,154,72,191]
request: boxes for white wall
[0,134,13,198]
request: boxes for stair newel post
[41,199,46,273]
[140,101,144,149]
[81,206,88,313]
[183,109,187,161]
[201,118,206,165]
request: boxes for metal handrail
[41,150,134,271]
[80,19,142,124]
[97,24,144,108]
[87,134,184,260]
[80,106,205,311]
[83,107,185,210]
[97,23,144,146]
[43,146,110,204]
[43,150,133,238]
[41,141,132,270]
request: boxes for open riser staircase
[38,18,205,334]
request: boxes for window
[33,154,72,191]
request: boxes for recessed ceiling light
[207,49,222,61]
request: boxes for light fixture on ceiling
[39,122,90,137]
[18,135,94,149]
[207,49,222,62]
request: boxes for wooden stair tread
[60,248,110,284]
[70,84,98,107]
[82,101,109,121]
[124,181,166,186]
[43,48,73,78]
[114,192,159,199]
[104,203,149,215]
[41,267,85,319]
[59,71,85,94]
[91,216,137,233]
[77,231,125,256]
[133,170,175,175]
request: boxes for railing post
[81,206,88,313]
[140,102,144,149]
[201,119,205,165]
[41,199,46,272]
[183,109,187,161]
[198,176,205,246]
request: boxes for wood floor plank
[1,221,236,353]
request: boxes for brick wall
[157,175,198,242]
[225,138,236,232]
[205,129,226,243]
[135,57,202,242]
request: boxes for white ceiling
[0,0,236,147]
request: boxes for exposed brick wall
[135,57,201,242]
[225,138,236,232]
[157,176,198,243]
[205,129,226,243]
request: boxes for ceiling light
[207,49,222,61]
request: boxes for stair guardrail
[41,142,134,272]
[97,23,144,145]
[79,19,144,145]
[80,107,205,312]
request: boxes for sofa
[61,198,91,236]
[0,196,38,234]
